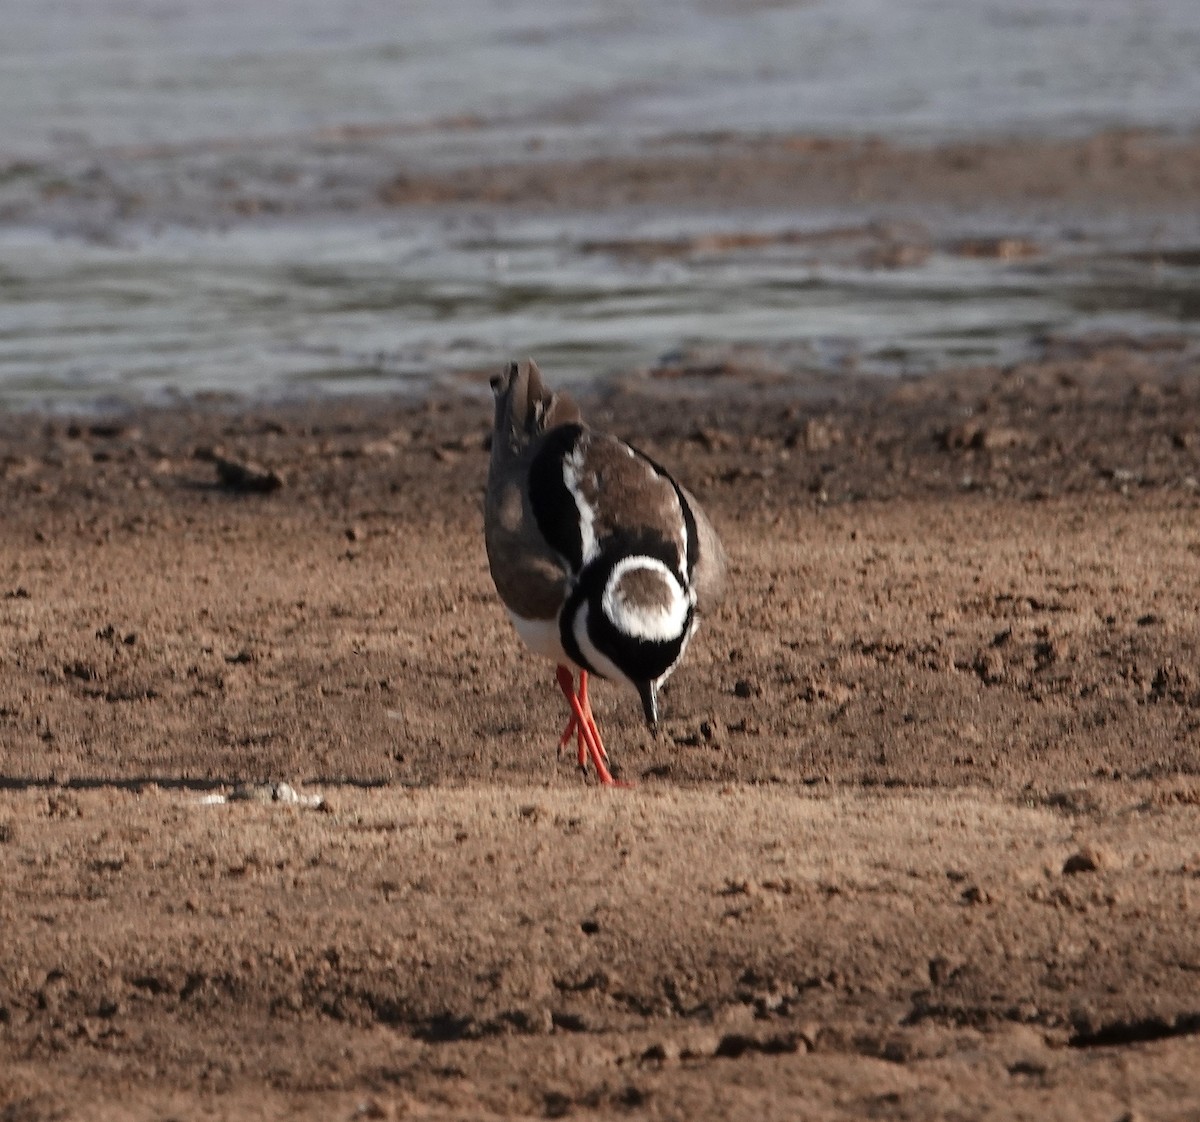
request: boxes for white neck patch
[601,556,691,644]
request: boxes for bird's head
[568,554,696,732]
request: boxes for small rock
[979,425,1027,450]
[973,649,1006,685]
[0,454,36,479]
[961,884,992,905]
[223,782,324,809]
[713,1002,757,1029]
[796,1021,822,1051]
[509,1006,553,1034]
[1007,1058,1048,1077]
[941,420,983,451]
[213,456,283,493]
[678,1029,722,1060]
[928,955,963,986]
[940,421,1028,452]
[1063,845,1111,875]
[353,1098,393,1120]
[64,660,101,682]
[641,1040,679,1064]
[715,1030,805,1058]
[96,997,121,1019]
[550,1009,588,1033]
[689,427,734,451]
[802,418,842,453]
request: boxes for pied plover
[484,359,726,785]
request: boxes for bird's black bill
[637,681,659,733]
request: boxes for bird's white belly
[507,610,570,665]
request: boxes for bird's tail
[490,359,581,452]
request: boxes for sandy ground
[2,339,1200,1119]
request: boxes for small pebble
[195,782,324,809]
[1062,845,1110,875]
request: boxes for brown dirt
[3,344,1200,1119]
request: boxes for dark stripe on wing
[528,423,587,573]
[628,447,698,583]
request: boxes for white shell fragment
[193,782,324,809]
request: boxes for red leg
[558,671,609,767]
[557,682,580,759]
[555,666,630,787]
[578,673,607,765]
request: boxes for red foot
[555,666,632,787]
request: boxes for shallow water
[4,210,1199,408]
[5,0,1200,160]
[2,0,1200,408]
